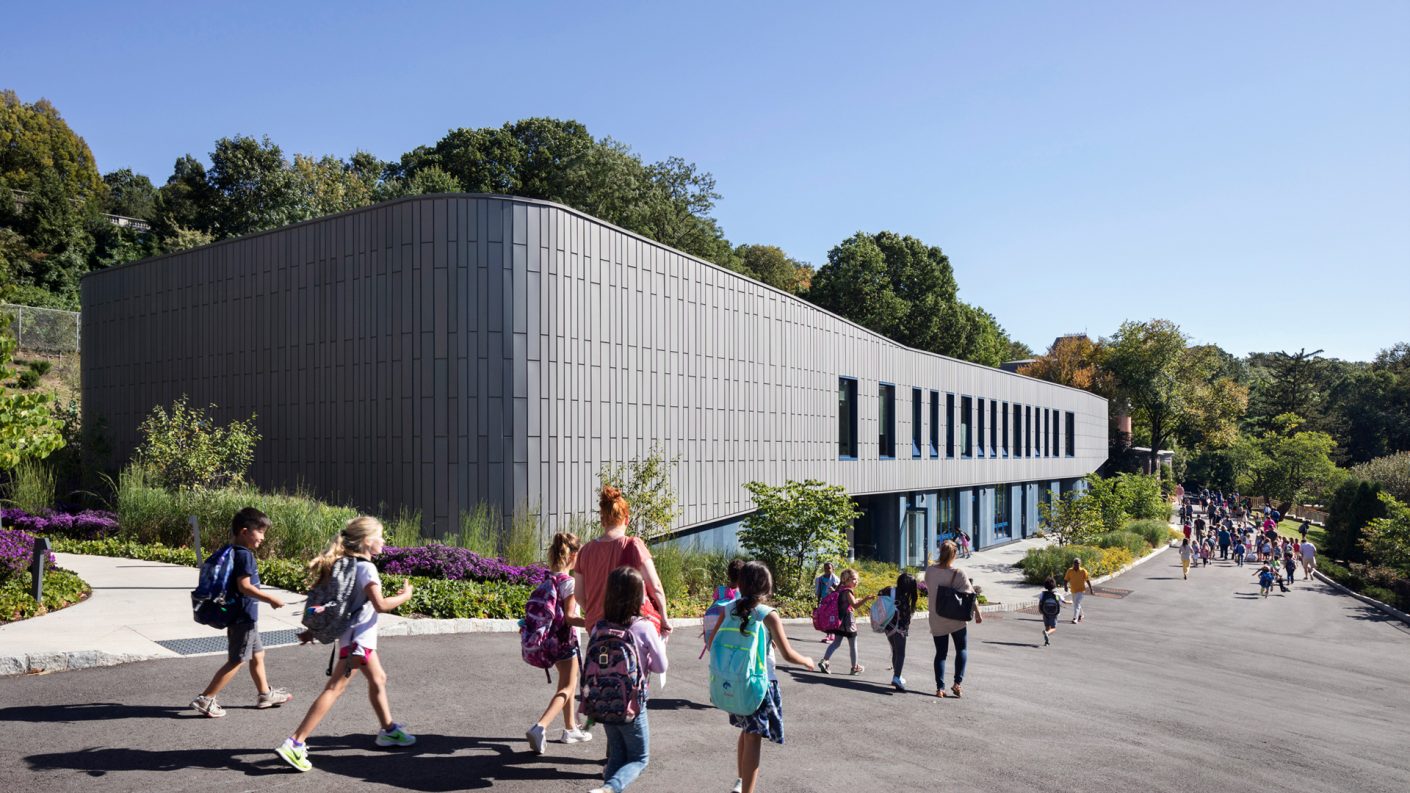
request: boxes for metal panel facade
[82,195,1108,543]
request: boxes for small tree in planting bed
[1039,490,1104,546]
[134,396,260,490]
[738,479,858,597]
[598,443,681,541]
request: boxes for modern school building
[81,194,1108,566]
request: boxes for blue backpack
[191,544,237,628]
[708,603,773,716]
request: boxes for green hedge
[1093,530,1149,558]
[0,568,90,623]
[1125,519,1176,548]
[1017,545,1134,585]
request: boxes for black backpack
[1039,591,1061,618]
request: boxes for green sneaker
[375,722,417,747]
[275,738,312,772]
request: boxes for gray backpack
[301,557,362,644]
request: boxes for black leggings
[887,632,907,677]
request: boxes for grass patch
[1272,518,1328,548]
[0,567,90,623]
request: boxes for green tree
[102,168,158,219]
[1236,414,1340,507]
[738,479,859,597]
[0,90,104,206]
[1325,478,1386,562]
[733,243,811,294]
[598,443,682,541]
[0,316,64,469]
[133,396,260,489]
[205,135,304,238]
[152,154,216,246]
[1039,489,1104,546]
[1361,493,1410,575]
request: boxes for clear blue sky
[6,1,1408,361]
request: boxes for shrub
[738,479,858,597]
[1362,586,1398,607]
[374,544,550,588]
[14,369,40,390]
[133,397,261,490]
[453,503,499,556]
[1093,530,1148,558]
[1325,478,1385,562]
[2,507,120,540]
[503,507,544,566]
[0,527,55,582]
[4,459,54,514]
[1016,544,1132,585]
[1125,519,1174,548]
[26,360,52,377]
[1360,493,1410,575]
[598,443,682,540]
[1352,451,1410,505]
[0,566,88,622]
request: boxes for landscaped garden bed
[0,523,90,623]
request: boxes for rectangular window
[1042,409,1049,457]
[837,377,858,459]
[1051,408,1059,458]
[911,388,923,458]
[994,486,1010,538]
[946,393,956,458]
[960,396,973,458]
[1001,402,1010,457]
[1066,411,1076,457]
[1026,405,1033,457]
[879,383,896,459]
[929,391,940,457]
[976,398,985,458]
[990,401,998,457]
[1012,402,1022,458]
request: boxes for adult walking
[1300,539,1317,580]
[1063,558,1093,623]
[925,540,981,699]
[1179,538,1194,579]
[1217,525,1231,560]
[574,485,672,639]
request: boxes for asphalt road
[2,548,1407,793]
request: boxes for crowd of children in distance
[188,489,987,793]
[1175,489,1319,597]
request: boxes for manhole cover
[1091,587,1132,599]
[156,629,303,656]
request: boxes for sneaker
[817,660,830,674]
[731,778,744,793]
[275,737,312,772]
[850,665,865,675]
[891,675,906,691]
[558,727,593,744]
[526,724,547,754]
[257,688,293,709]
[588,788,615,793]
[191,695,225,718]
[376,723,417,747]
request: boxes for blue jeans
[933,628,968,689]
[603,710,649,791]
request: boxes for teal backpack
[708,603,774,716]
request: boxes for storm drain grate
[156,629,303,656]
[1091,587,1132,599]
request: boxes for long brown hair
[548,532,581,571]
[603,566,644,626]
[937,539,958,567]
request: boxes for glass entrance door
[904,509,926,568]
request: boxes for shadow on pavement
[0,702,187,723]
[781,669,929,697]
[648,697,712,711]
[26,734,604,790]
[981,640,1042,649]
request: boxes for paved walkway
[1,529,1171,675]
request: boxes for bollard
[31,537,52,603]
[190,515,201,562]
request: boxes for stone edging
[1313,570,1410,626]
[0,650,168,677]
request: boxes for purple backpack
[521,573,576,674]
[579,620,646,724]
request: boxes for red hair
[599,485,629,525]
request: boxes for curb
[0,650,169,677]
[1313,571,1410,627]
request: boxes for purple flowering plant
[1,508,121,541]
[0,527,55,581]
[376,544,550,587]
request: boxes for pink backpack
[812,587,845,633]
[521,573,576,676]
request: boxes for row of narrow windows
[837,377,1077,461]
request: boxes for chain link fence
[1,303,81,354]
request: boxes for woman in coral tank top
[573,485,671,637]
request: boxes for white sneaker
[558,727,593,744]
[526,724,547,754]
[732,778,744,793]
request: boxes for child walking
[275,517,415,772]
[879,573,918,691]
[526,532,590,754]
[190,507,292,718]
[586,566,667,793]
[1038,576,1066,646]
[727,561,815,793]
[1255,565,1275,598]
[819,568,872,675]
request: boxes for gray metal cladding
[81,194,1108,539]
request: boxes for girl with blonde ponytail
[276,516,416,772]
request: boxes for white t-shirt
[340,560,382,651]
[1301,542,1316,561]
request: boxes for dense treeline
[0,90,1025,365]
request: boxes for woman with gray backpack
[924,540,982,698]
